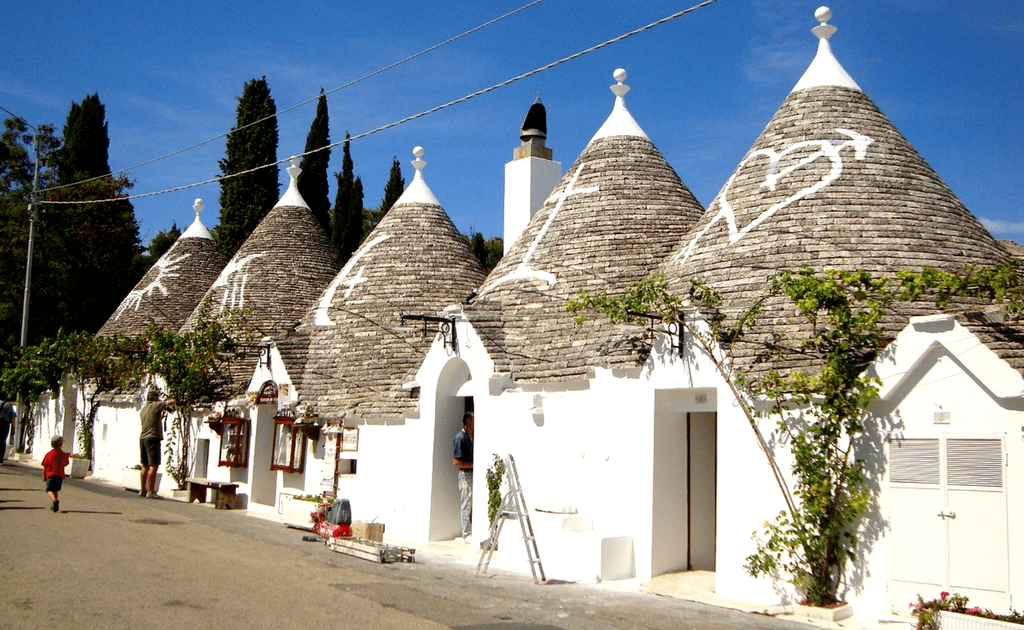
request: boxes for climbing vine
[567,262,1022,606]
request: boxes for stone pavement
[2,456,916,630]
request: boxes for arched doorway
[428,358,474,540]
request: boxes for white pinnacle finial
[181,198,213,239]
[393,145,440,206]
[273,154,309,209]
[812,6,837,40]
[791,5,860,93]
[589,67,647,142]
[611,68,630,98]
[412,146,426,172]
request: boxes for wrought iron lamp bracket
[401,314,458,353]
[625,310,685,358]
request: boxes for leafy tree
[216,77,279,256]
[16,95,143,340]
[465,231,503,274]
[567,263,1023,606]
[330,134,363,262]
[1,329,143,459]
[141,303,254,488]
[297,91,331,234]
[0,117,59,354]
[54,331,143,459]
[147,223,180,259]
[363,156,404,238]
[132,222,180,279]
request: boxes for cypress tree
[216,77,279,256]
[56,93,109,184]
[330,134,362,262]
[363,156,404,238]
[346,177,364,257]
[297,91,331,234]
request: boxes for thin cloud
[980,216,1024,239]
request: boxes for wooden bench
[185,477,238,509]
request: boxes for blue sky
[2,1,1021,246]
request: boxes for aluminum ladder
[475,453,546,583]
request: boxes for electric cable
[38,0,723,206]
[35,0,551,195]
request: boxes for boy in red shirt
[42,435,70,513]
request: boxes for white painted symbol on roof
[114,252,192,319]
[213,252,266,311]
[481,163,599,295]
[672,128,873,266]
[315,233,393,326]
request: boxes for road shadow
[0,487,41,492]
[0,506,46,511]
[60,510,123,515]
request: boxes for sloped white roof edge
[180,214,213,240]
[871,314,1024,401]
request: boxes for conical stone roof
[662,8,1011,375]
[298,147,486,421]
[98,200,228,338]
[181,159,341,351]
[470,70,705,382]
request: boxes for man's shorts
[45,475,63,492]
[140,437,161,466]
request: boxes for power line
[38,0,723,207]
[36,0,550,196]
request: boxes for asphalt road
[0,462,811,630]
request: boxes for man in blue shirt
[452,411,474,540]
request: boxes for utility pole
[14,129,41,453]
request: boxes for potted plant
[280,494,325,530]
[123,465,161,493]
[911,592,1024,630]
[66,454,90,479]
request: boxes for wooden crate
[327,538,415,564]
[351,521,385,542]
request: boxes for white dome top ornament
[590,68,649,143]
[791,6,862,93]
[180,197,214,240]
[393,145,441,207]
[274,155,310,209]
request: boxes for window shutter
[890,438,940,484]
[947,439,1002,488]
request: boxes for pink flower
[940,591,950,600]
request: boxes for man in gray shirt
[140,390,175,498]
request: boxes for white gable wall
[867,315,1023,615]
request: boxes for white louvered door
[888,435,1009,612]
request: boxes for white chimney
[503,94,561,254]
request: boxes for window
[271,416,306,473]
[218,417,249,468]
